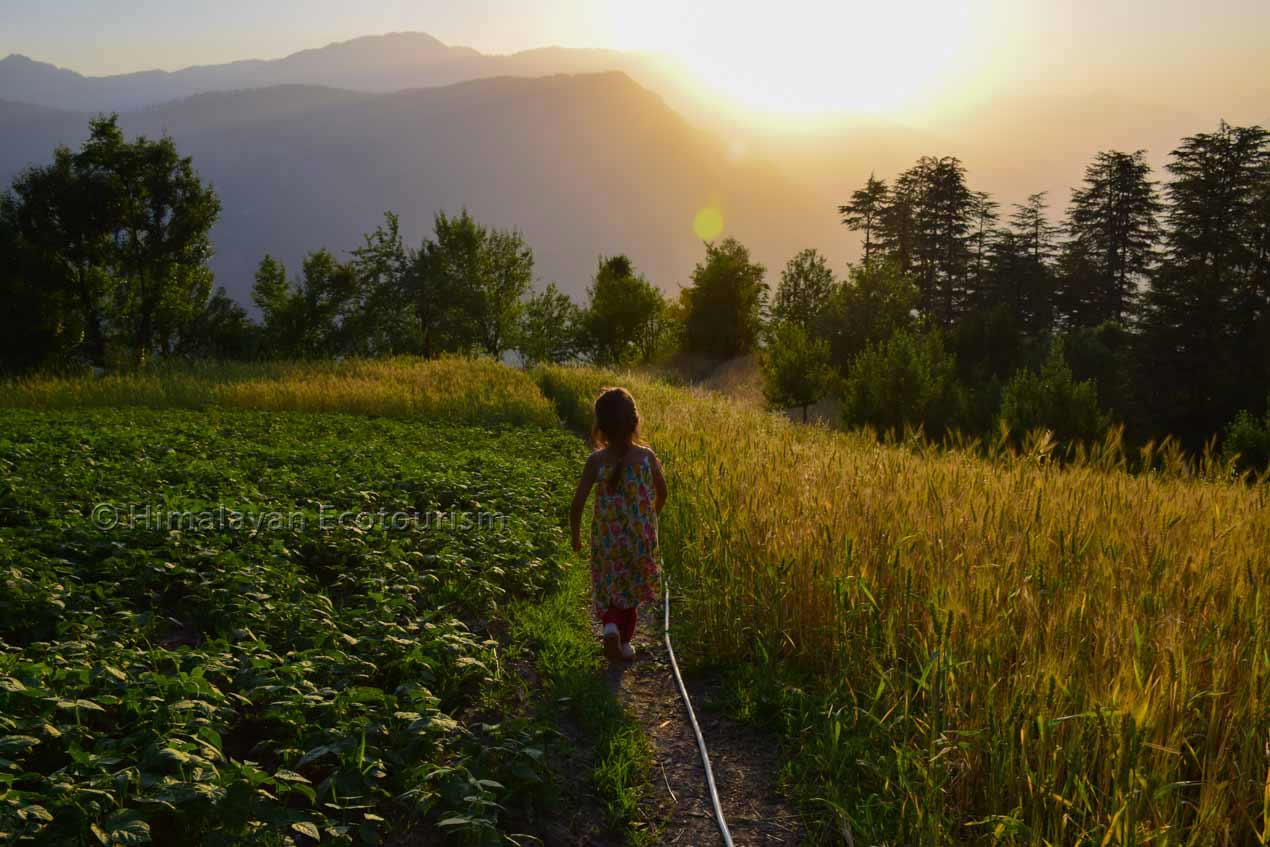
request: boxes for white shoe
[619,641,635,660]
[602,623,622,661]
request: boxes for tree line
[2,114,1269,469]
[0,116,681,372]
[805,122,1270,464]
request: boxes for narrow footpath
[601,604,805,846]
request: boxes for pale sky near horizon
[3,0,1268,119]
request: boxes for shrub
[840,329,967,438]
[759,322,835,422]
[1000,338,1108,446]
[1062,320,1135,425]
[1221,404,1270,473]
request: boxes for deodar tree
[1064,150,1162,326]
[1139,122,1270,443]
[839,174,890,264]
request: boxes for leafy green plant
[0,406,585,844]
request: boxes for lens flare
[693,206,724,240]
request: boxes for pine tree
[839,174,890,263]
[1140,122,1270,443]
[886,156,975,326]
[878,171,917,276]
[1005,192,1057,333]
[964,191,999,313]
[1064,150,1162,325]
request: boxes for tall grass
[2,357,558,427]
[534,365,1270,845]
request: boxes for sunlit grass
[1,357,558,427]
[534,364,1270,845]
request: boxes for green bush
[760,322,835,422]
[840,329,967,438]
[1221,404,1270,473]
[1061,321,1135,426]
[1000,339,1108,446]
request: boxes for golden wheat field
[0,356,558,427]
[535,365,1269,846]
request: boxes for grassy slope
[0,357,558,428]
[534,364,1270,846]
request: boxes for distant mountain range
[0,32,1263,307]
[0,33,857,304]
[0,32,704,118]
[0,71,842,305]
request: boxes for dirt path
[602,604,806,846]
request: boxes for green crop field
[0,402,615,845]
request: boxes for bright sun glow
[600,0,994,119]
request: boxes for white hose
[662,576,735,846]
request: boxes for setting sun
[598,0,989,118]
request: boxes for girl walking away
[570,387,668,661]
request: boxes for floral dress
[591,452,660,613]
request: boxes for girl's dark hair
[592,387,642,490]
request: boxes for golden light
[693,206,725,240]
[599,1,999,120]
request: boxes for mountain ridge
[0,70,845,310]
[0,32,682,114]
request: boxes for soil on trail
[603,605,806,846]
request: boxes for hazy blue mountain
[0,98,89,176]
[0,33,688,115]
[0,73,845,305]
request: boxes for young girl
[570,387,668,661]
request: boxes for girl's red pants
[600,605,637,643]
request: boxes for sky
[3,0,1268,121]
